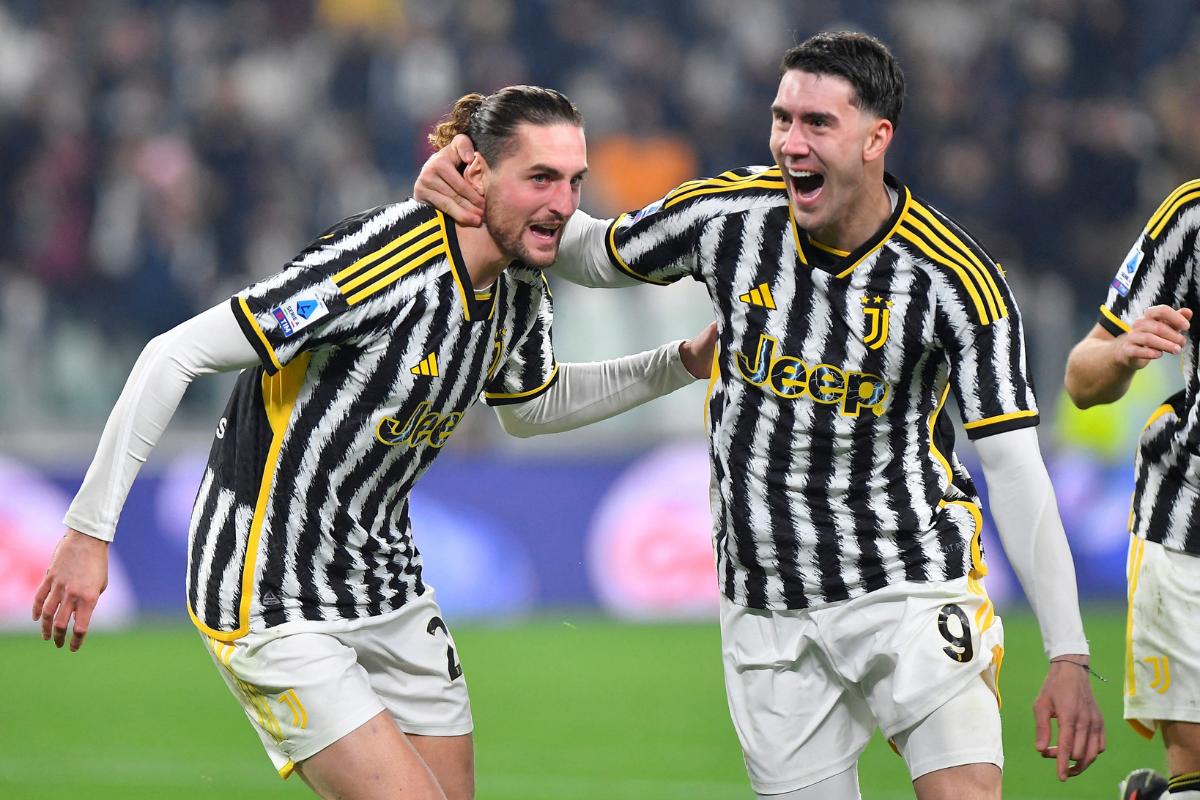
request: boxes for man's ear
[863,118,893,164]
[463,153,488,195]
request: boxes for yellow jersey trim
[1128,534,1147,695]
[787,205,810,266]
[909,202,1008,318]
[278,761,296,780]
[607,212,672,286]
[898,224,991,324]
[900,214,1000,320]
[1100,304,1131,333]
[834,187,911,278]
[703,342,721,429]
[188,353,312,642]
[1147,179,1200,240]
[1144,402,1175,431]
[962,410,1038,430]
[928,383,954,485]
[484,364,560,401]
[337,229,441,293]
[664,178,786,210]
[236,297,283,373]
[332,217,440,284]
[808,237,850,257]
[946,499,988,579]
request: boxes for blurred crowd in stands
[3,0,1199,451]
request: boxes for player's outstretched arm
[494,322,716,437]
[1065,306,1192,408]
[34,302,259,651]
[974,427,1105,780]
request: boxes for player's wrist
[1050,654,1089,667]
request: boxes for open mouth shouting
[787,167,825,208]
[528,219,563,247]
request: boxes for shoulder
[652,165,788,217]
[297,201,438,265]
[894,194,1011,325]
[1142,179,1200,242]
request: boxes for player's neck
[810,180,893,254]
[454,222,506,290]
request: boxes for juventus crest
[860,294,893,350]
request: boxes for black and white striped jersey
[604,166,1038,610]
[1099,179,1200,556]
[188,201,557,640]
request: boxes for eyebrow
[528,164,589,180]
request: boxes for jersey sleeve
[483,273,559,406]
[231,203,431,374]
[930,216,1040,439]
[604,165,785,285]
[1098,180,1200,335]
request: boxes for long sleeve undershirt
[64,301,699,541]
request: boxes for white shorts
[720,576,1004,794]
[201,589,472,778]
[1126,536,1200,735]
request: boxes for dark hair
[781,32,905,128]
[429,85,584,164]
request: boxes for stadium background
[2,0,1197,797]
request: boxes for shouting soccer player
[419,33,1104,800]
[34,85,715,800]
[1065,181,1200,800]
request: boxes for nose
[781,125,810,157]
[547,180,578,218]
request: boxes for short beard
[484,204,558,269]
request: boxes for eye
[531,174,549,185]
[570,175,584,187]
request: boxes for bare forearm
[1064,336,1136,408]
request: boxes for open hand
[32,529,110,652]
[1034,657,1106,780]
[414,133,485,226]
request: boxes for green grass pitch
[0,608,1158,799]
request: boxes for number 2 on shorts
[426,616,464,680]
[937,603,974,663]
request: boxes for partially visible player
[418,32,1104,799]
[1065,180,1200,800]
[32,85,715,800]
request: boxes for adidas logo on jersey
[411,352,439,377]
[734,332,889,417]
[738,282,776,309]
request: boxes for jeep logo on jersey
[734,333,889,417]
[861,294,893,350]
[376,402,463,448]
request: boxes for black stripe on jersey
[719,218,774,608]
[604,217,680,287]
[443,216,500,322]
[880,297,936,583]
[231,297,283,375]
[1097,305,1129,337]
[1147,179,1200,240]
[706,220,741,602]
[804,274,852,604]
[332,215,443,302]
[188,472,221,624]
[753,210,813,607]
[665,168,786,210]
[963,411,1040,440]
[896,222,997,326]
[339,234,445,307]
[909,202,1008,321]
